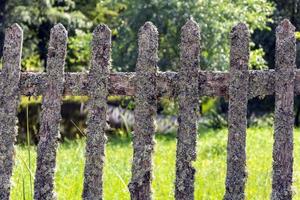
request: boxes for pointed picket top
[93,24,111,43]
[136,21,158,73]
[90,24,111,76]
[2,23,23,73]
[275,19,296,71]
[46,23,67,76]
[229,23,249,71]
[276,19,295,41]
[180,18,200,74]
[181,18,200,44]
[139,21,158,39]
[48,23,67,54]
[230,22,248,36]
[5,23,23,40]
[51,23,67,38]
[138,21,158,49]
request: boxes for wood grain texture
[271,19,296,200]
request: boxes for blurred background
[0,0,299,142]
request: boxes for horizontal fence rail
[13,69,300,98]
[0,18,298,200]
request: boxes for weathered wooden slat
[128,22,158,200]
[15,70,300,98]
[224,23,249,200]
[34,24,67,199]
[82,25,111,200]
[271,19,296,200]
[174,19,200,200]
[0,24,23,200]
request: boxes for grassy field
[10,127,300,200]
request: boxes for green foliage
[160,98,178,116]
[195,0,274,71]
[201,97,227,129]
[1,0,274,72]
[249,113,274,127]
[296,32,300,41]
[67,31,92,72]
[113,0,274,71]
[1,0,123,71]
[249,47,268,70]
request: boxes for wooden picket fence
[0,18,297,200]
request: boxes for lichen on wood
[224,23,249,200]
[175,19,200,200]
[248,70,275,99]
[0,24,23,200]
[82,24,111,200]
[128,22,158,200]
[271,19,296,200]
[34,24,67,200]
[12,69,300,98]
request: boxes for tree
[1,0,274,72]
[0,0,123,71]
[112,0,274,71]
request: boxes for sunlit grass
[10,127,300,199]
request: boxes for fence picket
[34,24,67,199]
[0,24,23,200]
[128,22,158,200]
[271,19,296,200]
[0,18,299,199]
[224,23,249,200]
[82,24,111,200]
[175,19,200,200]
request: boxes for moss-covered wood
[128,22,158,200]
[0,24,22,200]
[271,19,296,200]
[175,19,200,200]
[82,24,111,200]
[34,24,67,200]
[224,23,249,200]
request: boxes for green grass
[10,127,300,199]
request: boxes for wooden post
[224,23,249,200]
[0,24,23,200]
[34,24,67,200]
[128,22,158,200]
[175,19,200,200]
[82,24,111,200]
[271,19,296,200]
